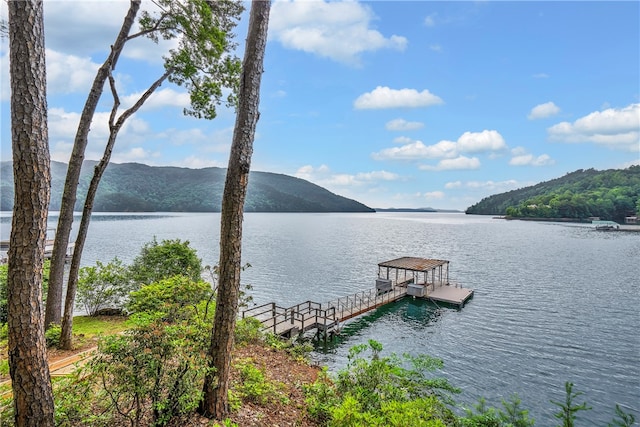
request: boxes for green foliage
[128,237,203,287]
[264,333,314,362]
[467,166,640,222]
[53,371,111,427]
[45,323,62,348]
[0,358,8,376]
[499,394,535,427]
[304,367,339,424]
[0,260,49,324]
[608,404,636,427]
[77,258,130,316]
[234,316,263,345]
[329,395,452,427]
[127,275,213,321]
[335,340,459,412]
[461,395,534,427]
[233,358,289,405]
[139,0,244,120]
[551,382,592,427]
[304,340,458,426]
[90,312,210,427]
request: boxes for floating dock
[242,257,473,339]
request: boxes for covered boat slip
[377,256,473,306]
[243,257,473,339]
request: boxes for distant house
[625,216,638,224]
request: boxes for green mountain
[0,161,374,213]
[465,166,640,222]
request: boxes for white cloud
[372,140,458,161]
[46,50,101,95]
[509,153,554,167]
[270,0,407,66]
[456,130,507,152]
[429,44,443,53]
[424,13,437,27]
[445,181,462,189]
[43,1,131,57]
[392,136,414,144]
[385,118,425,131]
[463,179,522,191]
[121,88,191,111]
[294,164,398,189]
[48,108,153,162]
[528,101,560,120]
[354,86,443,109]
[420,156,481,171]
[532,73,550,79]
[373,130,506,161]
[547,103,640,151]
[423,191,445,199]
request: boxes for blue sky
[1,1,639,210]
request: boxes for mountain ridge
[0,161,374,213]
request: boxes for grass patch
[71,315,129,338]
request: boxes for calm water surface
[1,212,638,425]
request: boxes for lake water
[1,211,638,425]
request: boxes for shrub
[128,238,202,287]
[127,275,213,322]
[90,312,210,427]
[335,340,459,413]
[233,358,289,405]
[45,323,62,348]
[77,258,131,316]
[234,316,263,345]
[304,367,338,424]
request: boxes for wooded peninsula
[465,166,640,222]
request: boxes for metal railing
[242,301,337,336]
[323,286,407,321]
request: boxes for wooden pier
[242,257,473,339]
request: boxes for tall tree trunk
[44,0,141,329]
[7,0,55,425]
[200,0,270,419]
[59,71,169,350]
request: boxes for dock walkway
[243,281,472,339]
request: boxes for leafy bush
[304,367,338,424]
[45,323,62,348]
[77,258,131,316]
[128,238,202,287]
[233,358,289,405]
[90,312,210,427]
[234,316,263,345]
[53,370,110,427]
[264,333,314,363]
[127,275,213,322]
[330,395,452,427]
[335,340,459,412]
[304,340,458,426]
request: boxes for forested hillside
[465,166,640,222]
[0,161,374,213]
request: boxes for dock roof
[378,257,448,272]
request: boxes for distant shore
[492,216,640,232]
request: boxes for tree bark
[59,71,169,350]
[7,0,55,425]
[200,0,270,419]
[45,0,141,329]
